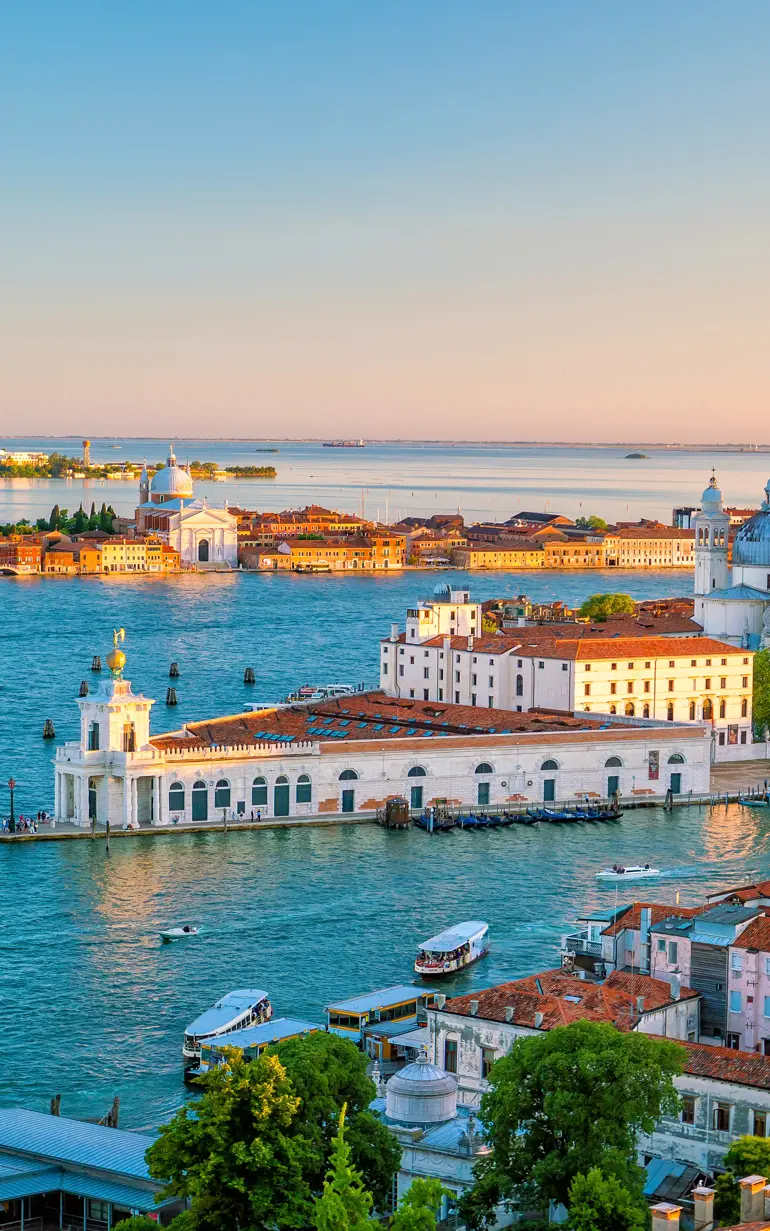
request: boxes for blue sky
[1,2,769,439]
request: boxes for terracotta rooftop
[708,880,770,905]
[149,691,648,752]
[731,916,770,952]
[388,631,735,661]
[442,967,695,1031]
[601,901,704,938]
[683,1041,770,1092]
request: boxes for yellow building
[604,528,695,568]
[259,534,405,571]
[451,541,545,569]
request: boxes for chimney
[534,1011,544,1029]
[692,1185,715,1231]
[469,999,479,1017]
[443,636,451,654]
[671,974,681,1001]
[740,1176,767,1224]
[467,635,474,651]
[390,623,399,642]
[504,1006,514,1023]
[640,906,652,973]
[517,615,526,626]
[650,1203,681,1231]
[435,994,446,1010]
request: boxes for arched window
[642,703,650,718]
[296,774,312,803]
[625,702,635,717]
[719,699,726,719]
[214,779,231,808]
[541,759,559,771]
[407,766,427,777]
[609,704,617,715]
[87,721,100,751]
[252,776,267,806]
[169,782,185,812]
[339,769,359,781]
[667,702,674,721]
[668,753,685,764]
[742,698,749,718]
[515,674,524,697]
[703,698,713,720]
[122,722,136,752]
[689,701,696,720]
[605,756,623,768]
[475,763,494,775]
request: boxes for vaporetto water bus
[188,1017,321,1080]
[414,921,490,977]
[182,988,272,1061]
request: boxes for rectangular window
[729,990,742,1012]
[713,1102,731,1131]
[610,682,617,695]
[721,657,727,666]
[680,1096,696,1125]
[517,659,523,668]
[731,951,743,972]
[627,681,634,693]
[488,676,494,687]
[705,677,711,689]
[444,1038,458,1073]
[763,996,770,1017]
[561,662,568,671]
[409,689,415,698]
[585,664,591,671]
[382,662,388,674]
[720,677,727,689]
[754,1110,768,1137]
[584,683,591,696]
[423,689,429,700]
[657,938,666,952]
[668,679,675,691]
[472,674,477,685]
[471,693,477,706]
[743,675,749,688]
[481,1046,496,1079]
[538,661,544,669]
[454,692,459,703]
[455,671,460,682]
[668,941,678,964]
[399,665,404,677]
[488,696,494,707]
[644,680,651,692]
[611,662,617,670]
[423,667,429,679]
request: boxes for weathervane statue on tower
[106,628,126,679]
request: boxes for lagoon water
[1,566,769,1130]
[2,438,770,1129]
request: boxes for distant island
[625,452,649,459]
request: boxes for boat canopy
[186,988,268,1037]
[418,920,488,952]
[326,984,423,1015]
[203,1017,320,1052]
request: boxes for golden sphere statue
[106,646,126,675]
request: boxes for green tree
[113,1218,161,1231]
[147,1049,315,1231]
[72,504,88,534]
[48,504,61,531]
[567,1168,647,1231]
[481,614,498,634]
[714,1136,770,1224]
[575,515,608,531]
[390,1178,452,1231]
[88,501,99,530]
[578,593,636,622]
[98,502,113,532]
[461,1020,684,1227]
[271,1030,400,1210]
[753,648,770,738]
[312,1104,375,1231]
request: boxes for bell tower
[693,472,729,595]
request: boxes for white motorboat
[160,925,201,941]
[415,921,489,976]
[596,865,662,881]
[182,988,272,1061]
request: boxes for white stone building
[134,446,238,569]
[381,588,755,763]
[53,640,711,829]
[695,473,770,651]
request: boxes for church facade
[134,446,238,569]
[695,474,770,652]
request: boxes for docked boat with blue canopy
[414,920,489,976]
[182,988,272,1061]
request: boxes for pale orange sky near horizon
[1,3,769,443]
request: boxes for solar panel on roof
[357,722,367,728]
[389,725,400,733]
[373,723,384,730]
[406,728,417,735]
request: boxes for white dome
[150,446,193,500]
[385,1053,457,1124]
[733,480,770,567]
[700,473,723,511]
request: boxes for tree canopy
[390,1178,452,1231]
[575,515,609,532]
[460,1020,684,1227]
[714,1136,770,1224]
[566,1168,647,1231]
[753,648,770,738]
[270,1029,400,1209]
[312,1104,375,1231]
[578,593,636,622]
[147,1049,315,1231]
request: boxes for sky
[1,1,769,442]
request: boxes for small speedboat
[596,865,661,881]
[160,925,202,941]
[740,796,770,807]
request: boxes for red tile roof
[387,631,733,661]
[601,902,704,938]
[149,691,632,752]
[709,880,770,906]
[442,967,695,1031]
[683,1041,770,1092]
[731,916,770,952]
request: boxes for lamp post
[7,777,16,833]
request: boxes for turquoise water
[0,554,765,1129]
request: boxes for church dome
[733,480,770,567]
[150,446,193,500]
[385,1052,458,1124]
[700,473,723,512]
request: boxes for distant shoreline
[2,436,769,450]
